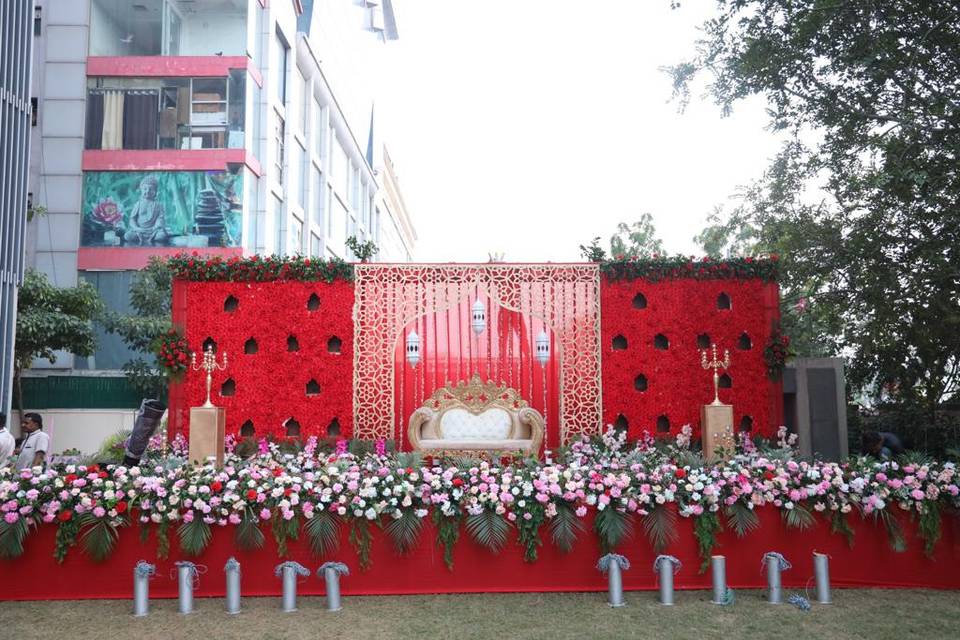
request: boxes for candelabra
[191,345,228,408]
[700,343,730,406]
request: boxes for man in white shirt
[0,413,15,468]
[15,412,50,471]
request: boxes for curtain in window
[84,92,104,149]
[122,90,159,150]
[101,90,125,150]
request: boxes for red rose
[98,471,108,479]
[58,510,73,522]
[284,488,293,497]
[211,481,223,492]
[115,501,128,514]
[272,468,283,477]
[452,478,463,487]
[246,489,258,501]
[764,471,775,481]
[675,468,686,479]
[65,474,77,484]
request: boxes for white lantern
[536,330,550,367]
[406,331,421,368]
[471,299,486,335]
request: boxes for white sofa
[408,374,544,455]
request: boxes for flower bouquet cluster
[154,328,190,379]
[1,426,958,571]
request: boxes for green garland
[349,518,376,570]
[54,517,81,563]
[600,255,779,282]
[693,512,723,573]
[167,253,354,283]
[433,510,461,571]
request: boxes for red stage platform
[2,507,957,601]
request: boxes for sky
[376,1,785,263]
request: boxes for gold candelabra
[191,345,228,408]
[700,343,730,406]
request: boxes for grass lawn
[1,589,957,640]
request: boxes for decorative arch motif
[353,264,602,444]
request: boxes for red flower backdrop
[600,275,782,439]
[169,279,355,440]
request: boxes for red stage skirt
[1,507,957,600]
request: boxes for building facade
[0,0,36,415]
[22,0,414,445]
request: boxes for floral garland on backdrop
[167,254,354,283]
[1,427,956,570]
[601,255,779,283]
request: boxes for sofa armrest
[408,406,438,451]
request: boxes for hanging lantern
[536,330,550,367]
[471,299,486,335]
[406,331,421,368]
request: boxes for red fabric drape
[1,507,956,600]
[394,287,560,449]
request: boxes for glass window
[75,271,141,370]
[310,233,321,257]
[227,70,246,149]
[350,168,361,212]
[332,139,350,198]
[275,28,289,104]
[292,144,304,209]
[311,164,323,227]
[275,113,285,185]
[313,100,323,157]
[297,70,308,133]
[291,217,303,255]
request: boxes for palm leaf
[305,511,341,557]
[80,516,123,562]
[917,503,942,558]
[0,517,30,560]
[642,506,678,553]
[385,509,424,555]
[874,508,906,552]
[271,515,300,557]
[549,503,586,554]
[236,511,265,551]
[594,508,633,553]
[725,502,760,538]
[178,517,212,556]
[781,504,816,530]
[830,510,855,548]
[465,510,511,553]
[157,520,170,559]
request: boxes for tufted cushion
[440,408,511,440]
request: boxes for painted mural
[81,170,243,248]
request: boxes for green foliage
[465,511,511,554]
[693,512,722,573]
[167,253,354,283]
[676,1,960,415]
[236,509,265,551]
[157,520,170,559]
[609,214,664,260]
[579,237,607,262]
[549,503,586,554]
[305,511,341,558]
[725,503,760,538]
[0,518,30,560]
[594,508,632,554]
[782,504,816,531]
[917,503,942,559]
[80,516,123,563]
[178,517,212,557]
[874,508,906,553]
[432,510,461,571]
[345,235,380,262]
[271,514,300,558]
[54,517,81,563]
[601,255,778,283]
[642,506,678,553]
[385,510,424,556]
[15,270,103,406]
[830,510,855,549]
[103,257,173,399]
[349,518,375,570]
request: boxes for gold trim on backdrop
[353,264,603,443]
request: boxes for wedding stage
[1,256,957,600]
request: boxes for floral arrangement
[600,255,779,283]
[1,428,957,569]
[764,324,793,380]
[154,327,190,379]
[167,254,354,283]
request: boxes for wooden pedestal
[189,406,225,467]
[701,403,734,462]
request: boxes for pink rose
[3,512,18,524]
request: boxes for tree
[104,257,173,399]
[609,213,665,259]
[672,2,960,422]
[14,271,103,411]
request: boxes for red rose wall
[169,280,355,440]
[170,272,782,443]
